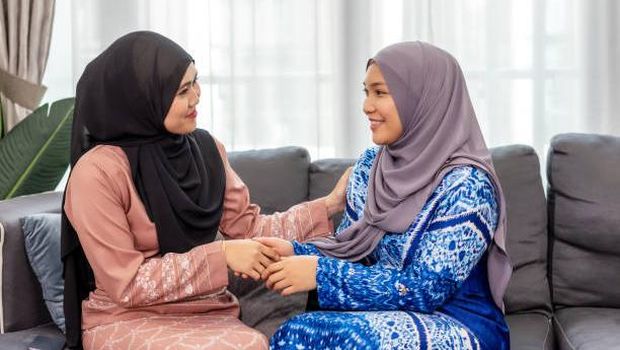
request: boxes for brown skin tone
[164,64,351,281]
[259,63,404,296]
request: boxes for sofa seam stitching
[554,316,576,350]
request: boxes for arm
[64,157,228,308]
[315,171,499,312]
[292,164,365,256]
[215,140,335,241]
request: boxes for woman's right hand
[222,239,279,280]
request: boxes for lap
[83,314,268,350]
[271,310,480,350]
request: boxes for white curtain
[43,0,620,161]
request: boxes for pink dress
[64,140,332,350]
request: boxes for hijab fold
[311,42,512,311]
[61,31,225,348]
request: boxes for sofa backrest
[228,146,311,214]
[547,133,620,308]
[308,158,356,228]
[0,191,61,333]
[491,145,552,315]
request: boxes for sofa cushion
[0,191,62,333]
[491,145,552,315]
[21,214,65,333]
[554,307,620,350]
[228,147,310,214]
[0,322,64,350]
[309,159,355,228]
[505,313,554,350]
[219,147,312,338]
[547,133,620,307]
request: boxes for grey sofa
[1,133,619,349]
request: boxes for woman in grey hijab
[259,41,511,349]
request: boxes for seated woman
[260,42,512,349]
[61,31,348,350]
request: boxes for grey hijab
[311,41,512,310]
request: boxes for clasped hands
[222,166,352,296]
[222,237,318,296]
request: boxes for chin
[371,134,388,145]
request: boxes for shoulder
[440,166,495,195]
[354,146,380,171]
[69,145,131,193]
[434,166,498,222]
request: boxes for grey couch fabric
[554,307,620,350]
[491,145,553,315]
[1,134,619,349]
[0,323,65,350]
[309,159,355,228]
[227,146,311,214]
[0,191,61,333]
[547,133,620,349]
[225,146,313,337]
[506,313,554,350]
[548,133,620,308]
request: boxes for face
[363,63,403,145]
[163,63,201,134]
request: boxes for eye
[362,88,369,96]
[376,90,387,96]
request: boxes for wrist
[324,195,340,217]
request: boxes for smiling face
[163,63,201,135]
[363,63,404,145]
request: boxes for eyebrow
[363,82,387,88]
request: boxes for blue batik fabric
[273,147,510,350]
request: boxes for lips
[369,119,384,130]
[186,110,197,119]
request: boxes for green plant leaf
[0,98,4,139]
[0,98,74,199]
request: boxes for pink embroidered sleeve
[65,156,228,308]
[215,140,333,242]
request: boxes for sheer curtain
[43,0,620,161]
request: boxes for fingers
[281,286,297,296]
[247,269,261,281]
[258,254,273,269]
[260,245,280,261]
[262,261,283,280]
[271,276,292,292]
[265,270,286,289]
[253,237,276,245]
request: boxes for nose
[363,96,375,115]
[189,83,201,106]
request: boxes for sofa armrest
[0,191,62,333]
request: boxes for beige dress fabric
[64,140,332,349]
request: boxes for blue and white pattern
[273,147,509,350]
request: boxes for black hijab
[60,31,225,348]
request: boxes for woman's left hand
[262,255,319,296]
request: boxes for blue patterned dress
[270,147,509,350]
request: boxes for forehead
[180,63,197,81]
[364,63,385,84]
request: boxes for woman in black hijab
[61,31,346,349]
